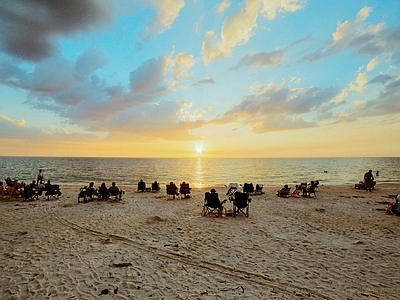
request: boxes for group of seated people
[137,179,161,192]
[79,182,124,201]
[1,177,61,199]
[166,181,192,199]
[276,180,319,197]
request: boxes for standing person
[37,169,44,184]
[364,170,374,192]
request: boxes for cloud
[217,1,231,14]
[140,0,185,42]
[192,77,216,86]
[0,0,113,61]
[202,0,305,65]
[0,49,206,139]
[232,48,285,70]
[303,7,400,64]
[0,113,98,141]
[210,82,341,133]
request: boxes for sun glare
[195,145,203,154]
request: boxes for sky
[0,0,399,158]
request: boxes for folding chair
[243,183,254,195]
[45,185,62,200]
[166,184,179,199]
[231,192,251,217]
[202,192,226,217]
[179,182,192,199]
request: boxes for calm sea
[0,157,399,189]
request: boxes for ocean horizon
[1,156,399,189]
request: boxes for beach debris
[315,208,325,213]
[111,262,132,267]
[100,288,109,295]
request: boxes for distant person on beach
[98,182,108,200]
[108,182,123,199]
[376,170,379,176]
[138,179,146,192]
[152,181,160,192]
[37,169,44,184]
[0,181,4,196]
[364,170,375,192]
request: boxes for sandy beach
[1,183,399,299]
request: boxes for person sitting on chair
[152,181,160,192]
[302,181,314,197]
[277,184,291,196]
[138,179,146,192]
[86,182,97,199]
[108,182,124,199]
[98,182,109,200]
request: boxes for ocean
[0,157,399,189]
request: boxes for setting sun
[195,145,203,154]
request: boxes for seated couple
[138,179,160,192]
[98,182,124,200]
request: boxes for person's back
[99,183,108,199]
[152,181,160,192]
[138,179,146,192]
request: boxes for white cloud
[202,0,305,65]
[217,1,231,14]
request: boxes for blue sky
[0,0,399,157]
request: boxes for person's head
[284,184,288,188]
[112,182,116,186]
[47,180,51,184]
[140,179,143,182]
[89,182,94,187]
[170,182,173,184]
[369,170,372,173]
[101,182,106,187]
[32,180,36,184]
[310,181,314,185]
[210,188,216,193]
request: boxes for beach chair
[166,184,179,199]
[78,186,98,203]
[243,183,254,195]
[45,184,62,200]
[202,192,227,217]
[231,192,251,217]
[108,187,123,201]
[302,183,317,198]
[22,185,40,201]
[254,184,264,195]
[179,182,192,199]
[277,187,291,197]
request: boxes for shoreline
[1,183,399,299]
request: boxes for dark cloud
[368,74,392,85]
[0,0,112,61]
[192,77,215,86]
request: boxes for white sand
[1,183,399,299]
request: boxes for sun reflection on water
[193,157,204,188]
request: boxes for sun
[195,145,203,154]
